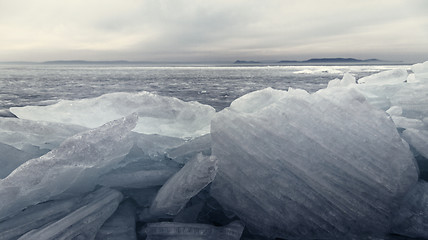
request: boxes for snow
[10,91,215,139]
[210,87,418,239]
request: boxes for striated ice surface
[143,220,244,240]
[10,91,216,139]
[392,181,428,239]
[149,154,218,217]
[210,87,418,239]
[0,113,137,220]
[18,187,122,240]
[0,196,81,240]
[95,200,137,240]
[166,134,212,164]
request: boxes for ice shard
[0,142,33,179]
[10,91,215,139]
[143,220,244,240]
[18,187,122,240]
[210,87,418,239]
[0,113,137,220]
[149,154,217,217]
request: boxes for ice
[402,129,428,159]
[143,221,244,240]
[0,113,137,220]
[210,87,418,239]
[392,181,428,239]
[10,91,216,139]
[95,200,137,240]
[0,143,33,179]
[411,60,428,82]
[166,134,212,164]
[0,197,81,240]
[357,69,408,85]
[149,154,217,217]
[0,117,86,152]
[18,187,122,240]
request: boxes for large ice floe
[0,61,428,239]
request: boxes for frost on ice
[210,87,418,239]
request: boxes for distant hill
[278,58,381,63]
[234,60,261,64]
[42,60,135,64]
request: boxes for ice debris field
[1,61,428,240]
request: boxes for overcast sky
[0,0,427,62]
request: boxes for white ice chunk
[390,116,425,129]
[18,187,122,240]
[143,221,244,240]
[402,129,428,159]
[406,73,417,83]
[0,114,137,220]
[327,78,341,88]
[386,106,403,116]
[341,72,356,86]
[357,69,408,85]
[210,87,418,239]
[392,181,428,239]
[411,60,428,82]
[10,91,215,139]
[149,154,217,216]
[95,200,137,240]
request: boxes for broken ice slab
[357,69,408,85]
[0,117,86,152]
[0,113,137,220]
[18,187,122,240]
[392,181,428,239]
[95,200,137,240]
[149,154,217,217]
[402,129,428,159]
[210,87,418,239]
[143,220,244,240]
[0,197,80,240]
[10,91,216,139]
[166,134,212,164]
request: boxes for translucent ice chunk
[402,129,428,159]
[143,221,244,240]
[0,117,86,151]
[166,134,212,164]
[210,87,418,239]
[18,187,122,240]
[10,91,215,139]
[149,154,217,216]
[392,181,428,239]
[0,113,137,220]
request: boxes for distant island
[233,58,385,65]
[278,58,381,63]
